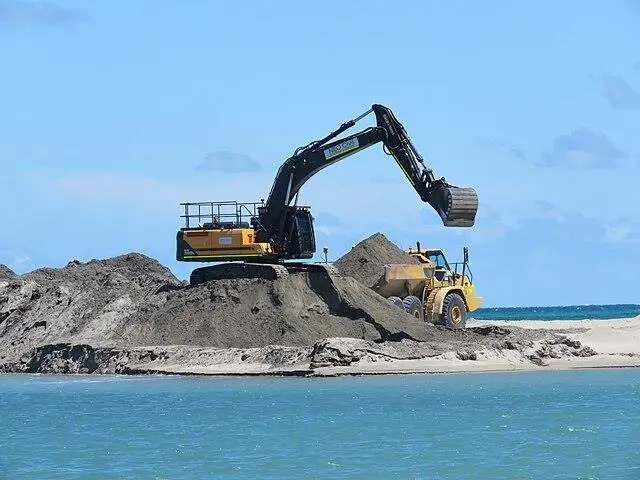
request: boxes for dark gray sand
[0,237,604,375]
[333,232,419,288]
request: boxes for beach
[4,316,637,377]
[2,232,638,378]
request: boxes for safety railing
[450,262,474,285]
[179,201,264,229]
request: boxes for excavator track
[189,262,338,286]
[441,187,478,227]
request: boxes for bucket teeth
[441,187,478,227]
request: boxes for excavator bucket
[428,185,479,227]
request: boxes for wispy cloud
[595,73,640,111]
[27,168,459,237]
[421,200,640,248]
[407,202,640,306]
[10,253,31,268]
[314,211,343,227]
[537,128,628,169]
[196,151,261,173]
[0,246,31,273]
[26,170,274,213]
[0,0,86,27]
[603,217,640,244]
[314,211,349,236]
[418,201,513,243]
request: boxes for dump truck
[372,242,482,329]
[178,103,479,287]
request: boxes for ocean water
[1,304,639,479]
[472,303,640,321]
[1,370,639,479]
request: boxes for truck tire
[387,296,405,310]
[403,295,424,322]
[440,292,467,329]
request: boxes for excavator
[176,103,478,286]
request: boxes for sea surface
[1,304,639,479]
[1,370,639,479]
[472,303,640,321]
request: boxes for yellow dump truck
[372,243,482,329]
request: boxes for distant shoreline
[471,305,640,321]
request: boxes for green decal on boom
[323,138,360,160]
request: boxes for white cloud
[538,128,628,169]
[26,170,276,214]
[531,200,567,224]
[24,166,640,253]
[603,219,640,244]
[11,253,31,267]
[0,248,32,273]
[26,169,442,235]
[595,73,640,111]
[0,0,86,27]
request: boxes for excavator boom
[176,103,478,266]
[256,104,478,253]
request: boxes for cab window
[428,252,449,269]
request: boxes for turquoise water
[472,303,640,321]
[1,369,639,479]
[1,304,640,478]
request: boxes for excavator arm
[255,104,478,256]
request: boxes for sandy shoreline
[3,316,638,378]
[309,316,640,377]
[1,241,638,378]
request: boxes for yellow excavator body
[179,227,272,262]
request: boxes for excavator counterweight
[176,103,479,279]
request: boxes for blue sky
[1,0,639,307]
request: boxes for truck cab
[407,245,475,289]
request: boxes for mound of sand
[21,253,179,288]
[0,244,439,367]
[334,233,419,288]
[1,235,626,376]
[112,268,437,350]
[0,253,184,365]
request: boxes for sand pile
[334,233,419,288]
[0,253,184,365]
[20,253,179,289]
[110,268,437,350]
[0,234,614,376]
[0,240,440,368]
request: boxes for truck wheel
[403,295,424,322]
[441,293,467,329]
[387,296,405,310]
